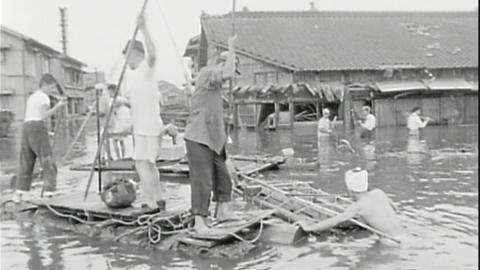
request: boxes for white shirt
[24,90,50,122]
[125,61,163,136]
[407,112,427,135]
[317,117,331,136]
[109,96,132,134]
[362,114,376,131]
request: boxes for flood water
[1,119,478,270]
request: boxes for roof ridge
[202,10,478,20]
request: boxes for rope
[153,0,191,87]
[43,202,100,225]
[227,219,264,244]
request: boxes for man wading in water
[297,168,404,242]
[184,35,238,234]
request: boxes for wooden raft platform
[179,209,273,248]
[31,191,188,222]
[69,155,287,178]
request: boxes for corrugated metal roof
[233,82,344,102]
[426,78,474,90]
[201,11,478,71]
[374,80,427,92]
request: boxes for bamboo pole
[238,174,401,244]
[61,102,96,164]
[83,0,149,200]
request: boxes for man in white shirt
[13,73,67,202]
[357,106,376,140]
[407,107,430,136]
[107,84,132,159]
[123,13,165,210]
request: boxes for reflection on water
[1,121,478,269]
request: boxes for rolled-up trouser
[16,121,57,192]
[185,139,231,217]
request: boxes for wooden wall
[374,92,478,127]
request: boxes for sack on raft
[100,178,136,209]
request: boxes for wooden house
[1,26,86,124]
[184,10,478,128]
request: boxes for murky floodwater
[1,119,478,270]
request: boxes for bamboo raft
[69,154,287,178]
[2,172,399,253]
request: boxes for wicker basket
[158,144,186,161]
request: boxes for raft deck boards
[69,155,286,177]
[179,209,273,248]
[33,191,189,222]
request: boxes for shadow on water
[1,121,478,269]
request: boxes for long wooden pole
[83,0,149,200]
[95,87,102,193]
[61,101,96,164]
[238,173,401,244]
[227,0,236,137]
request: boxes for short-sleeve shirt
[110,96,132,134]
[125,61,163,136]
[317,117,331,136]
[184,64,226,154]
[407,113,426,135]
[24,90,50,122]
[363,114,376,131]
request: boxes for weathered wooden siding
[374,93,477,127]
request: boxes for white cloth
[125,61,163,136]
[362,114,376,131]
[317,117,331,136]
[110,96,132,134]
[407,113,427,135]
[345,168,368,192]
[24,90,50,122]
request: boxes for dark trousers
[16,121,57,192]
[185,139,231,217]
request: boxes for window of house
[43,58,50,73]
[254,72,267,84]
[64,68,76,85]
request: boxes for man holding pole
[184,35,238,233]
[13,74,67,203]
[123,12,165,210]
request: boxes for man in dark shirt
[184,35,237,233]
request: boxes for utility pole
[59,7,68,55]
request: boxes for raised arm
[221,35,237,80]
[138,13,156,67]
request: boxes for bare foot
[193,215,211,234]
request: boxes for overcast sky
[1,0,477,86]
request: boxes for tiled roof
[201,11,478,71]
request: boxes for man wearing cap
[184,35,238,233]
[13,73,67,202]
[123,13,165,210]
[297,168,404,239]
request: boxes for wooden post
[315,100,321,120]
[344,89,352,130]
[288,97,294,127]
[274,101,280,124]
[233,103,239,128]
